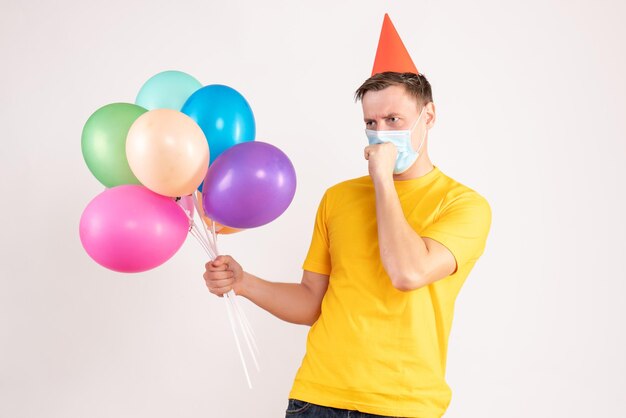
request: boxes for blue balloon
[181,84,256,167]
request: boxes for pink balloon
[176,195,195,220]
[79,185,189,273]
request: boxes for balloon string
[224,292,252,389]
[189,227,216,260]
[208,218,260,364]
[184,208,207,251]
[187,195,259,385]
[211,220,219,254]
[228,289,261,363]
[226,290,260,371]
[229,290,260,356]
[190,225,214,258]
[181,201,217,259]
[189,227,256,383]
[191,193,218,256]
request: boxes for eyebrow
[364,113,402,122]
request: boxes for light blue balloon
[181,84,256,191]
[136,70,202,111]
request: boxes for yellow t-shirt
[288,165,492,418]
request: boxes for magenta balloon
[79,185,189,273]
[202,141,296,229]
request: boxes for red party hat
[371,14,418,76]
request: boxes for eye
[365,121,375,128]
[387,117,400,123]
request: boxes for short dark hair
[354,72,433,107]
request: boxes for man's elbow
[381,255,428,291]
[299,308,322,326]
[390,272,426,292]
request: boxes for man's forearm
[373,177,429,290]
[238,272,321,326]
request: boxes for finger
[206,260,226,270]
[204,271,235,282]
[207,262,228,272]
[208,288,228,297]
[212,255,230,266]
[221,255,234,264]
[206,278,234,289]
[208,285,233,296]
[209,255,232,269]
[203,271,232,283]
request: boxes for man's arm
[373,176,456,291]
[364,141,456,291]
[204,255,329,326]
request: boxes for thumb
[213,255,230,267]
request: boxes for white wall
[1,0,624,416]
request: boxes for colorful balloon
[126,109,209,197]
[181,84,256,166]
[195,191,243,234]
[79,185,189,273]
[202,142,296,229]
[81,103,147,187]
[176,195,195,222]
[136,70,202,111]
[213,223,243,235]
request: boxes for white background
[1,0,625,417]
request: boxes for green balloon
[81,103,148,187]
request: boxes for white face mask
[365,106,427,174]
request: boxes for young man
[203,14,492,418]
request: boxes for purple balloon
[79,185,189,273]
[202,141,296,229]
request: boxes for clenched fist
[203,255,244,297]
[364,142,397,181]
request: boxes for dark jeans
[285,398,402,418]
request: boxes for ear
[425,102,436,129]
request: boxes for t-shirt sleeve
[302,191,332,275]
[419,191,492,275]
